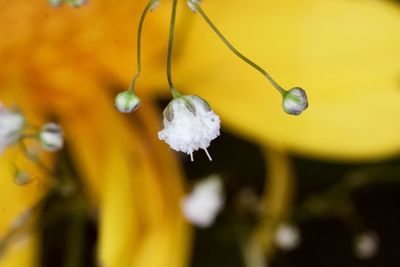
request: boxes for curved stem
[192,2,286,95]
[167,0,179,96]
[244,149,293,267]
[129,1,153,92]
[18,140,53,177]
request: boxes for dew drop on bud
[114,91,141,113]
[282,87,308,115]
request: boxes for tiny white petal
[354,231,379,259]
[182,175,224,228]
[158,95,220,160]
[39,123,64,152]
[275,223,301,251]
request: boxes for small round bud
[39,123,64,152]
[13,169,31,185]
[66,0,87,8]
[150,0,160,12]
[282,87,308,115]
[187,0,201,12]
[114,91,141,113]
[48,0,63,7]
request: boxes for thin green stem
[167,0,179,96]
[18,140,53,178]
[129,1,153,92]
[192,2,286,95]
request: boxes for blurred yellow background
[0,0,399,267]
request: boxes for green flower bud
[39,123,64,152]
[48,0,63,7]
[150,0,160,12]
[114,91,141,113]
[282,87,308,115]
[66,0,87,8]
[187,0,201,12]
[13,168,30,185]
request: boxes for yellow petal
[60,81,189,267]
[0,234,38,267]
[0,0,169,99]
[175,0,400,160]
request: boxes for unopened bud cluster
[0,102,64,185]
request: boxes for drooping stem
[18,140,53,177]
[244,149,293,267]
[129,1,153,92]
[167,0,180,97]
[192,2,286,95]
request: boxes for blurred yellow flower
[0,1,189,267]
[0,0,399,266]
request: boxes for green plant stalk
[167,0,180,97]
[129,1,153,92]
[192,2,286,95]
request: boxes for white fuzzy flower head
[39,123,64,152]
[182,175,224,228]
[187,0,201,12]
[354,231,379,259]
[114,91,141,113]
[282,87,308,115]
[275,223,301,251]
[0,103,25,154]
[158,95,220,161]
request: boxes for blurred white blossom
[0,103,25,154]
[182,175,224,228]
[275,223,301,251]
[354,231,379,259]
